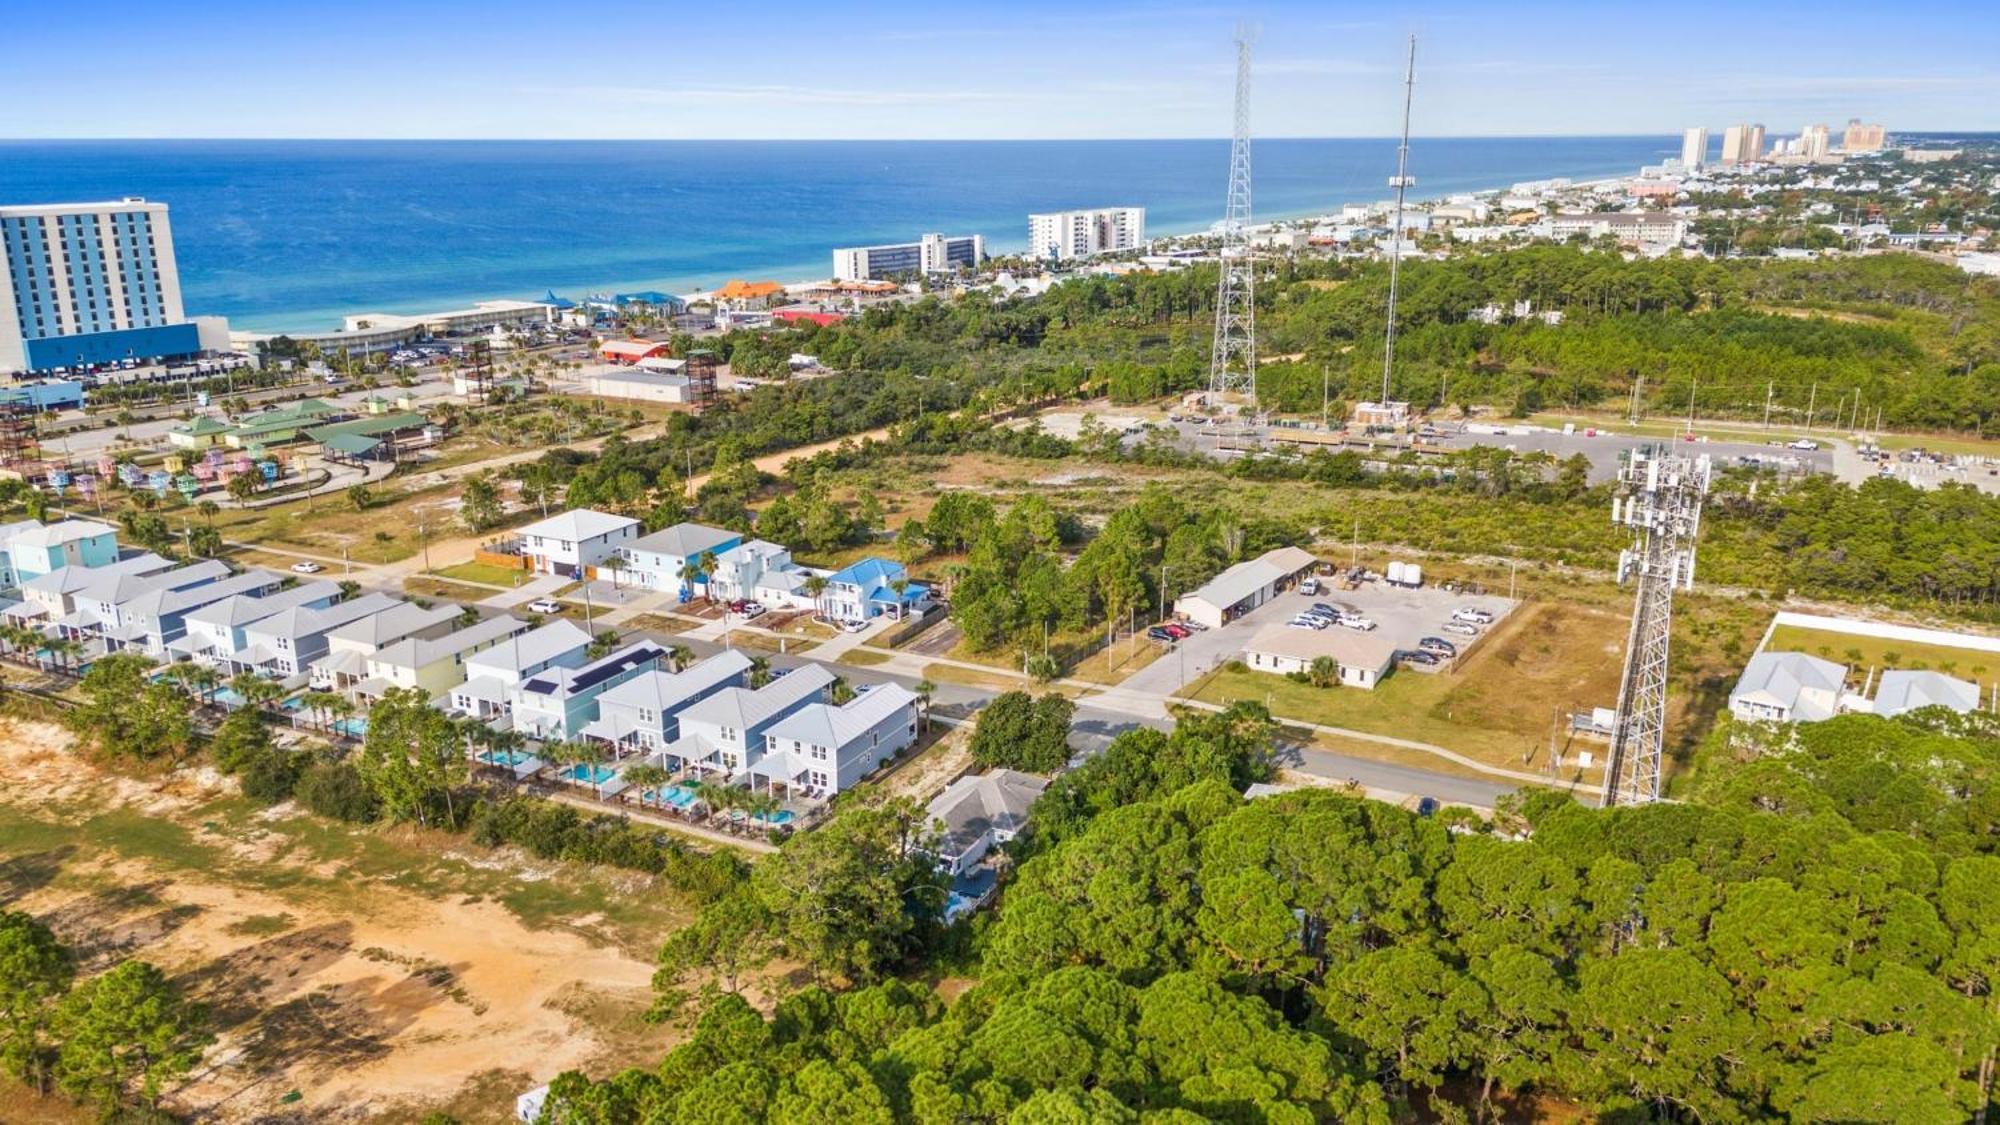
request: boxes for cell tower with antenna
[1379,35,1417,410]
[1208,26,1257,405]
[1601,445,1712,807]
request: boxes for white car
[290,561,324,574]
[1788,438,1819,451]
[840,619,870,633]
[1298,578,1320,596]
[1452,608,1494,625]
[1339,616,1378,631]
[526,598,563,614]
[1442,621,1481,637]
[1288,615,1328,630]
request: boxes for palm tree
[829,676,856,706]
[803,574,830,616]
[230,671,286,712]
[601,554,629,590]
[622,763,672,806]
[298,689,346,733]
[43,637,84,675]
[914,679,936,731]
[747,655,772,690]
[668,643,695,673]
[195,499,220,525]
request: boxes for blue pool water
[564,763,617,785]
[753,809,797,826]
[657,784,699,809]
[334,717,368,738]
[0,137,1693,332]
[478,748,534,768]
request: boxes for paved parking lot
[1123,572,1518,696]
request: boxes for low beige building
[1243,623,1398,689]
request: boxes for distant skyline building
[1027,206,1147,261]
[1798,123,1831,160]
[830,232,984,281]
[1718,123,1764,165]
[0,198,223,376]
[1842,118,1886,153]
[1679,127,1709,170]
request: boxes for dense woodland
[539,702,2000,1123]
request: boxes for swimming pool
[478,749,534,768]
[334,717,368,738]
[656,784,699,809]
[753,809,797,826]
[564,763,617,786]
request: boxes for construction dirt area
[0,718,686,1123]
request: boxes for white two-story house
[242,593,405,681]
[513,509,640,578]
[756,683,920,797]
[508,640,668,742]
[176,580,342,671]
[665,663,835,778]
[310,601,461,693]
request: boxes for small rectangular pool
[564,763,617,786]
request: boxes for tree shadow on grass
[0,845,76,906]
[38,878,203,969]
[176,920,358,1031]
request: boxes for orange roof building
[715,279,785,301]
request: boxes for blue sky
[7,1,1997,139]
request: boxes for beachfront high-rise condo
[1027,207,1147,261]
[1718,124,1765,165]
[1842,119,1887,153]
[0,198,225,376]
[831,233,985,281]
[1679,127,1709,170]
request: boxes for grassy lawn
[208,481,468,564]
[1183,602,1633,773]
[621,613,702,635]
[838,648,892,666]
[1066,633,1169,687]
[401,577,492,603]
[434,560,532,588]
[922,661,1051,695]
[718,630,817,657]
[1765,624,2000,683]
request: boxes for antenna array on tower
[1207,27,1257,404]
[1601,446,1712,807]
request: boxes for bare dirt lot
[0,719,683,1123]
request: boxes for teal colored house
[2,519,120,586]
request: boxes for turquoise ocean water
[0,137,1679,332]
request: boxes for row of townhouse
[500,510,932,625]
[0,517,919,810]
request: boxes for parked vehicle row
[1146,618,1208,644]
[1289,602,1377,632]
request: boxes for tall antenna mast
[1602,446,1711,807]
[1208,25,1258,405]
[1380,34,1417,408]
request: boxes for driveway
[480,573,566,609]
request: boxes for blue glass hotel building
[0,198,217,375]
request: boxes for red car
[1162,622,1191,639]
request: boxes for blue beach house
[817,557,929,625]
[621,522,742,597]
[2,519,120,586]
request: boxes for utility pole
[1685,379,1698,436]
[1763,382,1773,430]
[1380,35,1418,410]
[1805,381,1818,432]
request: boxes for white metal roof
[679,663,835,732]
[1874,669,1979,717]
[1730,651,1846,720]
[764,682,918,749]
[597,649,753,715]
[516,508,639,544]
[466,619,592,677]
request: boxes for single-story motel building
[1243,624,1399,689]
[1172,546,1319,629]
